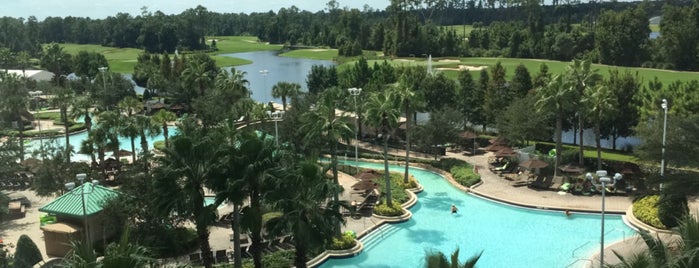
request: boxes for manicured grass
[441,24,475,36]
[57,36,280,73]
[359,57,699,87]
[535,140,640,163]
[281,48,339,60]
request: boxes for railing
[605,228,628,242]
[571,241,590,258]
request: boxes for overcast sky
[1,0,391,20]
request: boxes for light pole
[348,87,362,172]
[586,170,622,268]
[660,99,668,189]
[98,67,108,108]
[268,110,284,145]
[65,173,95,245]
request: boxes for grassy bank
[361,57,698,87]
[58,36,281,73]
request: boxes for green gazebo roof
[39,182,120,218]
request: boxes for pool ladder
[566,241,592,268]
[361,224,400,250]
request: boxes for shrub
[153,141,165,151]
[327,232,356,250]
[13,235,42,268]
[658,193,688,228]
[374,202,404,217]
[451,166,481,187]
[633,195,666,229]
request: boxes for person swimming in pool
[451,204,458,214]
[565,210,571,217]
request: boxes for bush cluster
[632,195,666,229]
[242,250,295,268]
[373,202,404,217]
[450,165,481,187]
[327,232,357,250]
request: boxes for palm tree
[0,73,29,161]
[271,82,301,111]
[97,111,123,168]
[182,58,213,97]
[425,248,482,268]
[52,86,74,163]
[223,130,285,268]
[120,116,139,163]
[71,94,94,132]
[151,109,176,147]
[393,75,423,184]
[566,60,600,166]
[265,159,345,268]
[582,84,616,170]
[300,87,354,228]
[606,214,699,268]
[63,227,152,268]
[534,74,575,178]
[118,96,141,117]
[364,90,401,207]
[214,69,249,101]
[133,115,161,169]
[153,120,221,268]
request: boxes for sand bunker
[309,49,329,52]
[435,65,488,71]
[439,59,461,63]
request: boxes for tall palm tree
[151,109,176,147]
[566,60,599,166]
[265,159,345,268]
[606,214,699,268]
[119,116,139,163]
[214,69,249,101]
[393,75,423,184]
[97,111,123,166]
[133,114,161,169]
[534,74,575,178]
[364,90,401,207]
[0,73,29,161]
[271,82,301,111]
[425,248,482,268]
[582,84,616,170]
[223,130,285,268]
[153,120,221,268]
[52,86,74,163]
[182,59,213,97]
[72,94,96,164]
[300,87,354,228]
[118,96,141,117]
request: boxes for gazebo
[39,182,120,256]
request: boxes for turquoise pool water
[26,126,177,161]
[321,161,636,268]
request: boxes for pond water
[221,50,336,103]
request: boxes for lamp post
[348,87,362,172]
[268,110,284,145]
[65,173,95,245]
[586,170,622,268]
[660,99,668,189]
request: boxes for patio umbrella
[489,136,507,145]
[351,180,378,191]
[356,170,381,181]
[115,149,132,157]
[558,163,586,174]
[485,144,509,152]
[495,148,518,157]
[519,159,549,169]
[459,131,479,155]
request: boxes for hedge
[632,195,666,229]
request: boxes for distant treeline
[3,0,699,71]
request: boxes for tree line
[5,1,699,70]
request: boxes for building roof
[39,182,120,218]
[4,69,55,81]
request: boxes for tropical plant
[364,90,401,206]
[535,74,575,177]
[271,82,301,111]
[265,159,345,268]
[53,86,75,163]
[394,70,424,184]
[13,235,42,268]
[565,59,601,166]
[300,87,354,227]
[424,248,482,268]
[582,84,616,170]
[0,72,29,160]
[151,109,176,147]
[153,117,221,268]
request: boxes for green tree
[151,109,176,147]
[496,94,551,146]
[0,72,29,160]
[582,84,616,170]
[414,107,461,159]
[457,70,485,130]
[394,69,425,184]
[271,82,301,111]
[484,61,509,131]
[13,235,42,268]
[118,96,141,162]
[40,43,72,84]
[181,53,218,97]
[535,75,575,178]
[153,119,220,268]
[425,248,482,268]
[476,69,489,132]
[265,159,345,268]
[52,86,75,163]
[511,64,532,97]
[595,7,650,67]
[306,65,338,95]
[364,90,401,206]
[566,59,600,166]
[602,70,641,150]
[300,87,354,231]
[73,51,109,79]
[421,72,457,112]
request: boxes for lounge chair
[493,163,509,172]
[528,176,553,189]
[189,253,202,266]
[215,250,228,264]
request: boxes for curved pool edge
[306,240,365,268]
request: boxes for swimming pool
[320,161,636,268]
